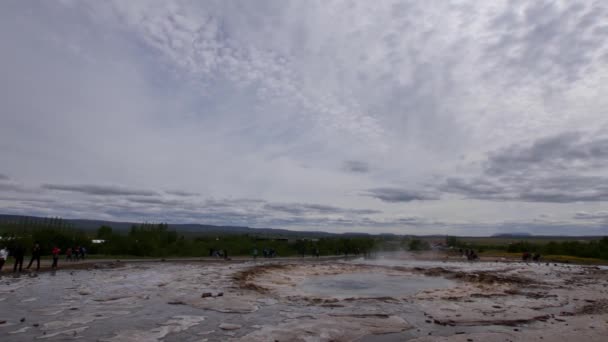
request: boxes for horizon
[1,1,608,236]
[1,213,605,238]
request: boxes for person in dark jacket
[26,243,42,270]
[12,244,25,272]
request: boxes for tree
[97,226,113,240]
[408,239,430,251]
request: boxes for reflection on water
[299,272,456,298]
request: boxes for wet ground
[1,255,607,341]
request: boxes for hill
[0,214,345,238]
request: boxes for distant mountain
[492,232,533,237]
[0,214,338,237]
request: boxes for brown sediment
[577,299,608,315]
[447,271,538,285]
[431,314,552,327]
[233,263,291,293]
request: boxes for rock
[201,292,213,298]
[0,320,6,324]
[219,323,242,331]
[20,318,25,323]
[168,300,186,305]
[216,292,224,297]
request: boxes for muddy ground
[0,255,607,341]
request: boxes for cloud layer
[1,0,607,235]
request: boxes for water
[299,272,457,299]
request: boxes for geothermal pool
[299,272,457,299]
[0,257,607,341]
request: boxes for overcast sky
[1,0,608,235]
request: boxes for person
[0,246,8,272]
[253,248,258,260]
[12,244,25,273]
[80,246,86,260]
[51,246,61,269]
[73,246,80,261]
[66,247,72,261]
[314,248,320,258]
[223,249,229,260]
[26,243,42,270]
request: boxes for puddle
[298,272,457,298]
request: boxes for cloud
[1,1,608,235]
[364,188,440,203]
[42,184,158,197]
[485,1,608,85]
[485,131,608,176]
[342,160,370,173]
[0,183,23,192]
[574,211,608,220]
[126,197,185,206]
[440,130,608,203]
[165,190,199,197]
[0,175,29,193]
[263,203,381,216]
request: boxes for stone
[219,323,242,331]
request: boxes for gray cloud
[440,130,608,203]
[1,1,608,235]
[342,160,370,173]
[165,190,199,197]
[440,178,507,200]
[126,197,185,206]
[574,211,608,220]
[263,203,381,216]
[0,183,23,192]
[0,173,9,180]
[364,188,440,203]
[485,131,608,176]
[42,184,158,197]
[486,1,608,84]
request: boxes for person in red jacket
[51,246,61,269]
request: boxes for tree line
[446,236,608,260]
[0,217,378,257]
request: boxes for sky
[1,0,608,236]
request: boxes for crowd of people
[522,251,542,262]
[0,243,87,273]
[459,248,479,261]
